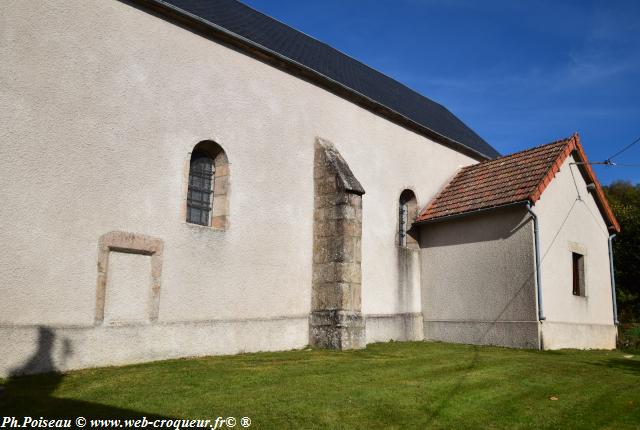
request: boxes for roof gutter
[608,234,619,325]
[128,0,495,162]
[414,200,529,225]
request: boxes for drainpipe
[608,234,619,325]
[526,203,545,321]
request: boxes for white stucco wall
[419,207,540,348]
[103,252,153,325]
[0,0,478,375]
[532,155,616,349]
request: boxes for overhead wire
[606,136,640,162]
[568,135,640,168]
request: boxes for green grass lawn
[1,341,639,429]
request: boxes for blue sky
[243,0,640,184]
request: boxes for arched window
[398,189,418,249]
[187,151,214,226]
[186,141,229,229]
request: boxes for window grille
[187,151,215,226]
[399,202,408,247]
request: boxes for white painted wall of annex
[0,0,478,374]
[532,155,616,349]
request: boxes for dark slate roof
[416,133,620,232]
[147,0,500,159]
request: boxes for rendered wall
[420,207,540,348]
[0,0,478,375]
[532,155,616,349]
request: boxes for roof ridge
[470,135,574,168]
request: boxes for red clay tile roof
[416,133,620,232]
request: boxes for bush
[604,181,640,323]
[618,323,640,353]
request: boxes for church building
[0,0,620,376]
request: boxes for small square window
[572,252,585,296]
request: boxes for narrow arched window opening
[185,140,230,229]
[398,189,418,249]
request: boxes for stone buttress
[310,138,366,350]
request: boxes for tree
[604,181,640,322]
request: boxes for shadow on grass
[596,358,640,375]
[0,326,175,420]
[423,344,482,421]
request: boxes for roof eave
[126,0,495,162]
[414,200,530,225]
[525,133,619,233]
[570,135,621,233]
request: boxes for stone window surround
[182,140,230,231]
[95,231,164,325]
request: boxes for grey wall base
[541,321,617,350]
[0,317,308,378]
[309,310,365,350]
[365,313,423,343]
[424,320,541,349]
